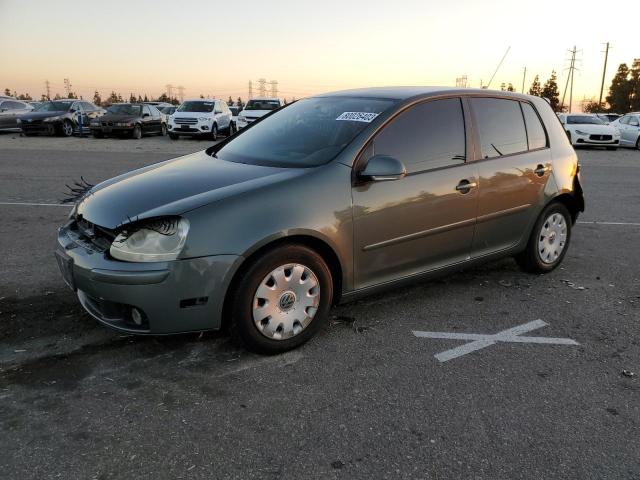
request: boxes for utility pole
[64,78,72,97]
[486,46,510,89]
[45,79,50,99]
[521,67,527,93]
[165,84,174,100]
[598,42,611,109]
[177,85,185,102]
[269,80,278,98]
[248,81,253,99]
[561,46,579,113]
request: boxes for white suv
[168,99,233,140]
[237,97,282,130]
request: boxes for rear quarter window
[521,102,547,150]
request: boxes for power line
[486,46,511,89]
[521,67,527,94]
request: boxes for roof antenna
[486,46,511,90]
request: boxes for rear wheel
[61,120,74,137]
[516,202,572,273]
[229,245,333,354]
[132,124,142,139]
[92,130,104,139]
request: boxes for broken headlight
[110,217,189,262]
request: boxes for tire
[132,124,142,139]
[61,120,74,137]
[229,245,333,354]
[160,123,167,136]
[22,131,36,137]
[92,130,104,139]
[169,133,179,140]
[210,123,218,141]
[515,202,572,274]
[227,122,235,136]
[636,137,640,150]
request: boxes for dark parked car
[18,99,103,136]
[90,103,166,139]
[56,87,584,354]
[0,99,33,130]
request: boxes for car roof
[314,86,537,101]
[247,97,280,101]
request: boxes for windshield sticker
[336,112,379,123]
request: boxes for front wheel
[132,124,142,139]
[636,137,640,150]
[606,146,617,151]
[228,122,235,136]
[92,130,104,139]
[229,245,333,354]
[169,133,179,140]
[515,202,572,273]
[210,123,218,140]
[160,123,167,136]
[61,120,74,137]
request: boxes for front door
[352,97,478,290]
[619,115,640,146]
[468,97,552,257]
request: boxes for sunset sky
[0,0,636,110]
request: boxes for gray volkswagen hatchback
[56,87,584,353]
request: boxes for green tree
[156,93,170,103]
[606,63,633,113]
[630,58,640,111]
[18,93,32,100]
[528,75,542,96]
[93,91,102,106]
[129,93,136,103]
[507,83,515,92]
[227,96,234,106]
[541,70,561,112]
[53,93,62,100]
[582,100,601,113]
[143,94,149,102]
[40,94,47,102]
[236,97,244,108]
[3,88,10,96]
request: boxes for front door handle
[455,180,477,193]
[534,164,550,177]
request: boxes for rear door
[468,97,552,257]
[141,105,153,133]
[352,97,479,289]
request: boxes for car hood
[172,111,211,119]
[96,114,141,122]
[76,150,307,229]
[569,124,617,134]
[19,110,67,120]
[241,110,272,119]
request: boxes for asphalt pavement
[1,133,639,479]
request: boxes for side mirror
[143,113,150,118]
[69,108,76,113]
[358,155,407,182]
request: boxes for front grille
[102,121,114,126]
[589,134,612,141]
[69,217,116,252]
[174,117,198,125]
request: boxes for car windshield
[107,104,142,115]
[159,106,175,114]
[177,101,214,113]
[567,115,604,125]
[36,101,73,112]
[244,100,280,111]
[217,96,396,168]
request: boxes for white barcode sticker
[336,112,379,123]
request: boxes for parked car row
[557,112,640,150]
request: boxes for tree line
[583,59,640,113]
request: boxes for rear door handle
[534,164,550,177]
[455,180,477,193]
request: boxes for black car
[90,103,166,139]
[18,99,103,136]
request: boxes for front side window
[177,101,215,113]
[371,98,466,172]
[521,102,547,150]
[630,116,640,127]
[470,97,528,159]
[217,96,396,168]
[142,105,151,116]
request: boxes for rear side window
[521,103,547,150]
[471,98,528,159]
[372,97,466,172]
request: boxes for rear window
[244,100,281,111]
[217,96,396,168]
[470,98,528,159]
[521,103,547,150]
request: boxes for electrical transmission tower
[64,78,72,97]
[257,78,267,97]
[455,76,468,88]
[45,80,50,99]
[166,84,174,100]
[248,81,253,98]
[269,80,278,97]
[177,85,185,102]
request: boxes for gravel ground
[1,135,639,479]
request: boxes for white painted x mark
[412,320,579,362]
